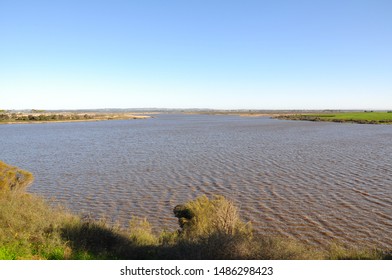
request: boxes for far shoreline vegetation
[274,111,392,124]
[0,110,150,124]
[0,160,391,260]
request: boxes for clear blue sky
[1,0,391,110]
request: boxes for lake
[1,114,391,249]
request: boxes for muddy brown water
[1,114,391,248]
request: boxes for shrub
[128,217,158,246]
[173,195,251,240]
[170,195,257,259]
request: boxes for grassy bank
[274,112,392,124]
[0,161,390,260]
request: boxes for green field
[275,112,392,124]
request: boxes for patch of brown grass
[0,161,34,192]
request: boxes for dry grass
[325,243,390,260]
[0,161,34,192]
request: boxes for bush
[170,195,254,259]
[173,195,251,240]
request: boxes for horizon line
[2,108,391,112]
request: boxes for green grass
[0,190,73,259]
[1,160,391,260]
[320,112,392,121]
[275,112,392,124]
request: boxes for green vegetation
[0,161,391,259]
[0,190,75,260]
[275,112,392,124]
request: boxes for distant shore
[2,110,392,125]
[273,112,392,124]
[0,112,150,125]
[185,112,280,117]
[183,109,338,118]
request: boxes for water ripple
[1,115,391,249]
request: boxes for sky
[0,0,391,110]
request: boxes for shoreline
[273,112,392,125]
[0,113,150,125]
